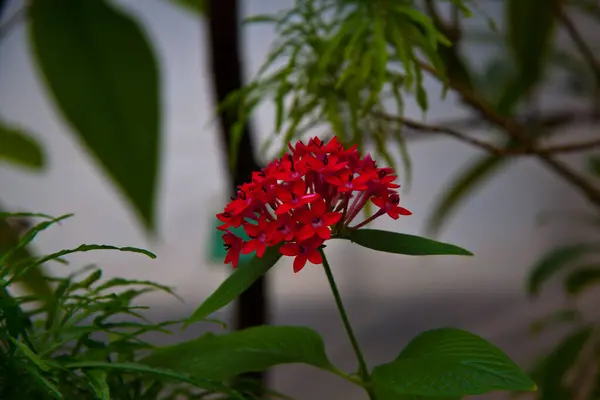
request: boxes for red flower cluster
[218,137,411,272]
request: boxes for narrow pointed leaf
[371,328,535,397]
[527,244,599,296]
[532,326,592,399]
[0,121,45,170]
[29,0,160,231]
[506,0,558,93]
[187,245,282,324]
[85,370,110,400]
[564,266,600,295]
[65,361,237,395]
[345,229,472,256]
[530,308,581,334]
[141,325,334,380]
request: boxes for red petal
[276,203,293,215]
[296,225,315,241]
[371,197,385,208]
[256,243,267,258]
[316,226,331,240]
[242,240,258,254]
[323,212,342,225]
[399,207,412,216]
[280,243,300,256]
[243,224,261,236]
[293,255,308,273]
[301,193,321,204]
[311,199,326,216]
[307,249,322,264]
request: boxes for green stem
[319,248,377,400]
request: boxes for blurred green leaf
[0,209,52,299]
[165,0,206,15]
[506,0,559,96]
[530,308,582,334]
[186,245,282,325]
[527,244,599,296]
[141,326,334,380]
[564,266,600,295]
[426,150,514,236]
[29,0,161,232]
[371,328,535,397]
[587,155,600,177]
[533,326,592,399]
[85,370,110,400]
[344,229,473,256]
[0,121,45,170]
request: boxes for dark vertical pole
[206,0,269,394]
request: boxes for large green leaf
[0,121,45,170]
[506,0,559,95]
[29,0,160,231]
[371,328,535,397]
[426,150,514,236]
[527,244,599,296]
[141,325,334,380]
[343,229,472,256]
[186,245,282,325]
[564,266,600,295]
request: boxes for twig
[417,60,600,207]
[557,5,600,84]
[374,112,600,155]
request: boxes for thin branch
[417,60,600,207]
[375,112,600,155]
[557,5,600,84]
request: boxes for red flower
[242,215,274,258]
[223,232,243,268]
[280,237,324,273]
[216,136,411,272]
[372,193,412,220]
[296,199,342,241]
[275,179,320,215]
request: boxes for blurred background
[1,0,599,398]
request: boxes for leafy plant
[0,213,240,400]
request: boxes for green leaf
[29,0,160,231]
[533,326,592,399]
[426,150,514,236]
[141,325,334,380]
[186,245,282,325]
[344,229,473,256]
[85,370,110,400]
[0,207,53,299]
[165,0,206,15]
[564,266,600,295]
[371,328,536,397]
[0,121,45,170]
[530,308,581,334]
[587,155,600,177]
[527,244,599,296]
[65,361,237,396]
[9,337,51,372]
[506,0,558,94]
